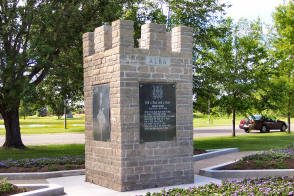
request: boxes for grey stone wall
[83,20,194,191]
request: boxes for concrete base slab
[0,169,84,180]
[193,148,239,161]
[47,175,221,196]
[8,179,48,185]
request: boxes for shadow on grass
[0,144,85,161]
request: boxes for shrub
[0,156,84,168]
[0,178,14,194]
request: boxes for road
[0,133,85,146]
[193,126,246,138]
[193,125,292,138]
[0,125,291,146]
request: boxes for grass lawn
[193,113,243,127]
[0,144,85,161]
[0,116,85,135]
[194,132,294,151]
[0,133,293,161]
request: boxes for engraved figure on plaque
[92,84,110,141]
[139,83,176,142]
[152,85,163,100]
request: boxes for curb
[0,169,85,180]
[193,148,239,161]
[199,161,294,180]
[15,184,64,196]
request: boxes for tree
[122,0,228,122]
[19,100,36,120]
[272,1,294,133]
[165,0,228,121]
[197,18,269,136]
[0,0,133,148]
[0,0,229,148]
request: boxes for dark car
[239,115,287,133]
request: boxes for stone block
[84,20,193,192]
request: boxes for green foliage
[194,18,269,135]
[0,0,133,147]
[211,18,268,115]
[145,176,294,195]
[269,1,294,130]
[0,179,14,195]
[19,100,36,119]
[48,166,59,171]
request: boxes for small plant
[0,178,14,194]
[255,160,265,169]
[48,165,59,171]
[0,156,84,169]
[231,145,294,170]
[65,164,72,170]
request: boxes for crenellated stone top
[83,20,193,58]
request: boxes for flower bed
[224,145,294,170]
[0,178,27,195]
[0,156,84,173]
[145,176,294,195]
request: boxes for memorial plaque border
[139,82,176,143]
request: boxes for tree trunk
[208,99,211,124]
[232,108,236,137]
[2,107,25,148]
[288,99,291,133]
[64,100,67,129]
[288,115,291,133]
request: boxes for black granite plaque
[139,83,176,142]
[92,84,110,141]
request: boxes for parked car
[239,115,287,133]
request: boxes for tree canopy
[271,1,294,132]
[0,0,229,148]
[0,0,134,148]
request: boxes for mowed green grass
[0,144,85,161]
[0,133,293,160]
[193,113,243,127]
[0,116,85,135]
[194,132,294,151]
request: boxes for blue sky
[220,0,286,24]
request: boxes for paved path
[8,151,257,195]
[0,133,85,146]
[193,151,258,174]
[193,126,287,138]
[1,123,289,145]
[0,125,281,146]
[194,126,245,138]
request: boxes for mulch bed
[194,148,207,155]
[223,159,294,170]
[0,164,85,173]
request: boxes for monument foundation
[83,20,194,191]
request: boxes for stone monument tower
[83,20,194,191]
